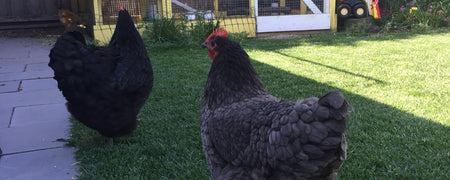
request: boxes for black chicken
[201,28,351,179]
[48,7,153,145]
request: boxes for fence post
[329,0,337,32]
[157,0,172,18]
[300,0,307,14]
[140,0,147,19]
[93,0,103,25]
[249,0,255,17]
[214,0,218,14]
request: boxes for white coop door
[255,0,330,33]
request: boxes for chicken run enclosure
[76,0,337,43]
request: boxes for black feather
[48,9,153,139]
[201,35,350,179]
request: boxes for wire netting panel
[91,0,258,42]
[171,0,214,13]
[215,0,255,36]
[143,0,159,19]
[218,0,250,16]
[168,0,256,36]
[258,0,326,16]
[101,0,143,24]
[309,0,325,13]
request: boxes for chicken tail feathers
[272,91,351,178]
[109,9,145,52]
[317,91,353,122]
[294,91,351,138]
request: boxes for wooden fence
[0,0,92,30]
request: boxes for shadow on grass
[273,51,387,84]
[250,59,449,179]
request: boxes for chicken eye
[210,42,215,47]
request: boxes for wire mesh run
[101,0,143,25]
[258,0,325,16]
[171,0,214,13]
[218,0,250,16]
[80,0,332,42]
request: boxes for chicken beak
[201,42,207,49]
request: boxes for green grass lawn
[69,28,450,179]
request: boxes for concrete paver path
[0,37,78,179]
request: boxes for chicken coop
[86,0,337,43]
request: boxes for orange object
[372,0,381,19]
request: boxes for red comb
[120,5,124,11]
[207,28,228,40]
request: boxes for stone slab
[0,59,23,66]
[0,81,20,93]
[0,38,41,59]
[25,62,52,72]
[0,107,13,128]
[0,64,26,74]
[0,119,70,154]
[0,58,49,65]
[0,147,78,180]
[10,103,69,127]
[0,70,53,82]
[0,38,52,60]
[20,78,57,92]
[0,89,66,109]
[29,45,52,59]
[0,37,78,179]
[0,47,30,60]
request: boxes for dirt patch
[0,27,63,38]
[0,27,63,46]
